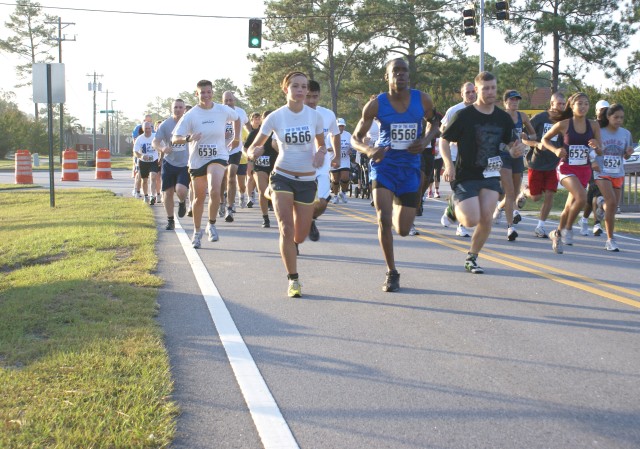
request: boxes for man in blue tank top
[352,58,438,292]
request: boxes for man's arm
[351,99,387,163]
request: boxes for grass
[0,189,177,448]
[521,188,640,235]
[0,184,42,191]
[0,154,133,171]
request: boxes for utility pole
[47,17,75,164]
[479,0,485,72]
[87,72,103,160]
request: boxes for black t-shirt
[244,128,277,167]
[527,111,561,171]
[441,105,514,181]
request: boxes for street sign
[99,110,115,113]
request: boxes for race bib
[341,150,348,159]
[197,144,217,158]
[602,155,621,173]
[390,123,418,150]
[568,145,588,165]
[172,143,187,152]
[483,156,503,178]
[255,155,270,167]
[543,123,558,142]
[225,123,234,140]
[284,126,312,145]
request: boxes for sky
[0,0,638,130]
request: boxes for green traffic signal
[249,18,262,48]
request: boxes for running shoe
[507,226,518,241]
[331,195,339,204]
[534,226,548,238]
[309,220,320,241]
[549,229,563,254]
[240,194,247,208]
[464,255,484,274]
[131,188,137,197]
[288,279,302,298]
[579,217,589,236]
[134,191,141,199]
[456,224,470,237]
[225,207,234,223]
[593,223,604,236]
[426,189,433,198]
[175,201,185,218]
[605,238,620,252]
[560,228,574,245]
[595,196,605,222]
[262,217,270,228]
[165,220,175,231]
[382,270,400,292]
[445,195,457,222]
[516,191,527,209]
[206,223,219,242]
[187,208,193,217]
[192,229,203,249]
[441,213,452,227]
[434,190,441,198]
[409,225,419,236]
[493,206,504,224]
[339,191,348,203]
[156,194,162,204]
[218,201,225,218]
[150,196,156,206]
[247,199,254,208]
[512,210,522,224]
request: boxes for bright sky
[0,1,637,129]
[0,0,266,127]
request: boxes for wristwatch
[185,135,191,143]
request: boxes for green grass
[0,184,42,191]
[0,189,177,448]
[521,188,640,235]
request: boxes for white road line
[174,219,299,449]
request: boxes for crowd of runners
[129,59,636,297]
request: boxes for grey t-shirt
[155,116,189,167]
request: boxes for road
[5,169,640,449]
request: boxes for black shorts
[433,158,444,182]
[500,151,525,173]
[452,177,502,203]
[189,159,228,178]
[228,152,242,166]
[237,163,248,176]
[270,171,317,205]
[139,160,160,179]
[161,160,190,191]
[421,151,434,176]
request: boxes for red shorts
[557,162,591,188]
[528,169,558,196]
[596,175,624,189]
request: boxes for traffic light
[463,4,476,36]
[248,18,262,48]
[496,1,509,20]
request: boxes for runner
[222,91,249,223]
[304,80,340,242]
[492,90,536,241]
[172,80,240,249]
[131,114,152,198]
[245,112,262,208]
[520,92,566,238]
[152,99,190,230]
[351,58,438,291]
[594,103,635,251]
[542,92,603,254]
[330,118,352,204]
[439,81,477,238]
[133,122,160,205]
[440,71,527,273]
[247,71,325,298]
[245,110,277,228]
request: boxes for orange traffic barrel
[61,149,79,181]
[15,150,33,184]
[95,148,113,179]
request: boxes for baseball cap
[503,90,522,101]
[337,118,346,126]
[595,100,609,110]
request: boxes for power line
[0,1,463,20]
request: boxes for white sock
[538,220,545,228]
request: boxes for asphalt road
[6,169,640,449]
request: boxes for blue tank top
[563,118,594,165]
[514,112,523,134]
[375,89,424,169]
